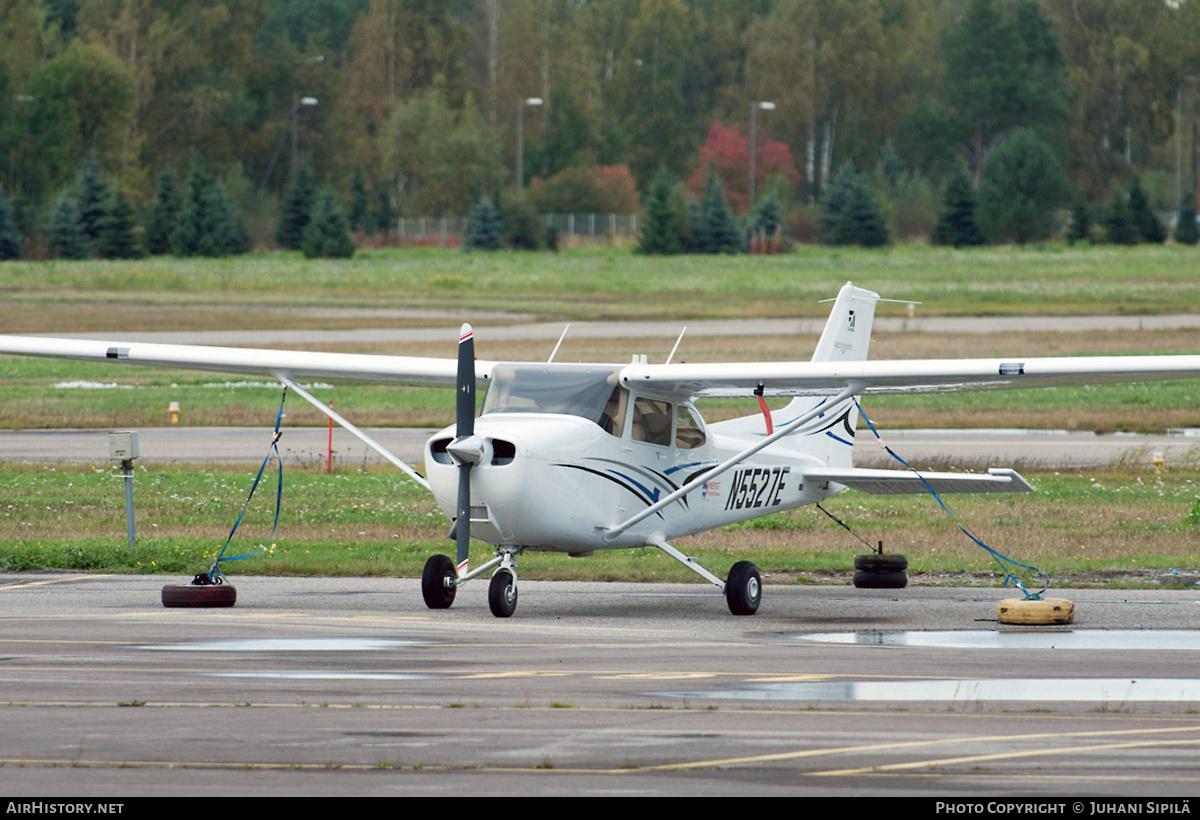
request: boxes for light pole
[516,97,543,201]
[748,101,775,214]
[290,94,319,182]
[1177,77,1199,210]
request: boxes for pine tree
[932,172,985,247]
[1067,193,1092,246]
[0,184,24,260]
[636,170,685,255]
[1175,191,1198,246]
[75,155,110,248]
[145,168,181,255]
[698,167,740,254]
[820,165,858,243]
[751,194,782,240]
[196,181,231,258]
[463,195,503,251]
[170,167,209,256]
[349,167,370,234]
[1129,178,1165,243]
[275,167,316,250]
[507,202,542,250]
[1105,191,1138,246]
[834,181,890,248]
[302,189,356,259]
[373,178,396,237]
[97,189,142,259]
[47,196,89,260]
[823,165,889,247]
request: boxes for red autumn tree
[685,122,801,214]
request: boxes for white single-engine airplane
[4,282,1200,617]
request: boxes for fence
[391,213,639,242]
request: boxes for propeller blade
[457,324,475,439]
[455,324,475,574]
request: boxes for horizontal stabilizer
[802,466,1032,495]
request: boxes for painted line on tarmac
[813,734,1200,777]
[637,725,1200,773]
[0,574,111,590]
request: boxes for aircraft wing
[802,466,1032,495]
[0,335,494,386]
[619,355,1200,399]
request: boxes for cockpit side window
[631,397,672,447]
[675,405,706,449]
[600,386,627,438]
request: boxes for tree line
[0,0,1198,258]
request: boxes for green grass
[2,462,1197,587]
[2,244,1200,326]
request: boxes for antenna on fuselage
[548,324,570,363]
[665,326,687,364]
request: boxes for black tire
[488,568,517,618]
[854,553,908,572]
[422,554,457,609]
[725,560,762,616]
[853,569,908,589]
[162,583,237,608]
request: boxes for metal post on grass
[109,432,139,554]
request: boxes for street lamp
[516,97,543,201]
[749,101,775,214]
[290,94,319,182]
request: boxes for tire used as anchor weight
[852,569,908,589]
[421,554,457,609]
[161,581,237,608]
[725,560,762,616]
[853,551,908,589]
[854,553,908,573]
[488,568,517,618]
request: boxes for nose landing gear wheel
[489,568,518,618]
[422,554,457,609]
[725,561,761,615]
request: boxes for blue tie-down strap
[855,400,1049,600]
[204,389,287,583]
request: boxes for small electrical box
[109,431,139,461]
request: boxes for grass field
[2,462,1198,590]
[2,245,1199,587]
[1,244,1199,329]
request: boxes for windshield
[481,364,623,427]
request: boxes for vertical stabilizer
[810,282,879,364]
[777,282,879,468]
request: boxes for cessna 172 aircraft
[3,282,1200,617]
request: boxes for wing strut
[604,382,863,541]
[275,374,431,491]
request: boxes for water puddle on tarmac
[793,629,1200,651]
[650,631,1200,703]
[136,637,434,652]
[649,678,1200,703]
[201,671,440,681]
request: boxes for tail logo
[847,310,856,330]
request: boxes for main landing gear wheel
[997,597,1075,625]
[162,578,237,608]
[725,561,761,616]
[488,568,518,618]
[422,554,457,609]
[853,552,908,589]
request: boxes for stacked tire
[853,552,907,589]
